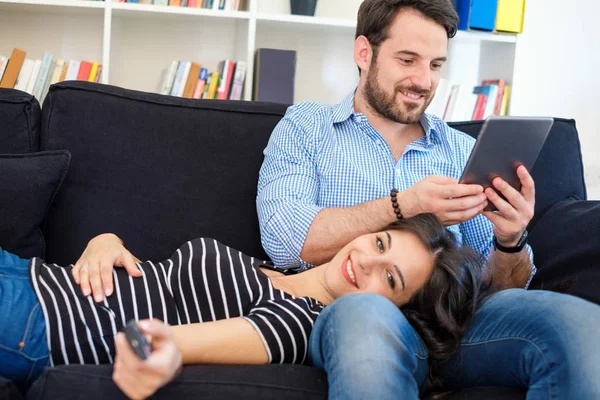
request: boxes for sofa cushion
[0,375,23,400]
[448,119,586,230]
[41,81,287,265]
[0,151,71,259]
[27,364,328,400]
[0,88,41,153]
[528,199,600,305]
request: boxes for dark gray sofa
[1,81,597,400]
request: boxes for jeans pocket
[0,302,49,391]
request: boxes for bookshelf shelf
[111,2,251,21]
[255,13,356,29]
[455,30,517,44]
[0,0,104,14]
[0,0,521,108]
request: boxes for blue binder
[452,0,499,32]
[470,0,498,31]
[452,0,472,31]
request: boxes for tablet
[459,116,554,211]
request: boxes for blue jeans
[0,249,49,393]
[309,290,600,400]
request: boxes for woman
[0,214,490,398]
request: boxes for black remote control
[124,320,151,360]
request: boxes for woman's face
[325,230,435,306]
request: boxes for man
[256,0,600,398]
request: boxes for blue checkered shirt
[256,89,535,288]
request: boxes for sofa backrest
[41,81,287,264]
[38,81,586,264]
[0,88,41,153]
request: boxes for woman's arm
[171,318,269,364]
[112,318,268,399]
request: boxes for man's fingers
[491,178,527,212]
[517,165,535,203]
[100,260,114,297]
[426,175,459,185]
[443,200,488,225]
[443,193,487,211]
[440,184,484,199]
[485,188,518,220]
[482,210,504,227]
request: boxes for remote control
[124,320,151,360]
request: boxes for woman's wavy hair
[385,213,494,390]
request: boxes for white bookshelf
[0,0,520,107]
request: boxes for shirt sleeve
[256,108,324,271]
[242,297,322,365]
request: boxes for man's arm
[300,197,396,266]
[485,244,534,289]
[257,112,395,268]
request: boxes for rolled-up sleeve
[256,110,324,271]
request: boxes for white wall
[510,0,600,199]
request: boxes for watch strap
[493,230,528,253]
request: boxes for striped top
[256,88,535,287]
[29,238,324,367]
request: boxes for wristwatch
[493,230,528,253]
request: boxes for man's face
[362,9,448,124]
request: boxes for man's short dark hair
[355,0,459,72]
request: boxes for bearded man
[256,0,600,398]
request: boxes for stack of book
[120,0,247,10]
[0,48,102,104]
[160,59,247,100]
[426,78,511,122]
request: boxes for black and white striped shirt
[29,238,324,367]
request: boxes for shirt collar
[332,87,441,144]
[331,89,357,124]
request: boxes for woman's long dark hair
[385,213,494,390]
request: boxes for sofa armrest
[528,199,600,305]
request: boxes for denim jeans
[309,290,600,400]
[0,248,49,393]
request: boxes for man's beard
[363,61,433,124]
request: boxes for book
[495,0,526,33]
[216,60,235,100]
[32,52,53,99]
[500,85,511,116]
[192,68,208,99]
[26,60,42,95]
[253,48,296,104]
[228,61,246,100]
[481,79,506,116]
[469,0,498,31]
[0,48,27,89]
[14,58,34,92]
[182,62,201,98]
[65,60,81,81]
[161,60,179,95]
